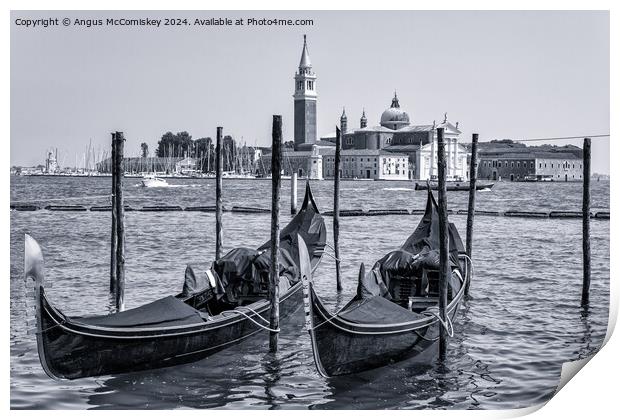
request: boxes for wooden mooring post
[113,131,126,312]
[581,137,591,307]
[464,133,478,297]
[334,126,343,292]
[436,127,450,361]
[269,115,282,352]
[109,135,117,294]
[291,173,298,215]
[215,127,223,260]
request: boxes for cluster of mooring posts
[70,123,598,357]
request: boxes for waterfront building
[45,150,59,174]
[478,150,583,181]
[474,141,583,181]
[259,145,324,179]
[175,157,198,175]
[323,149,409,180]
[321,96,467,181]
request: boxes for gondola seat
[72,296,207,328]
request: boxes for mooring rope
[220,307,280,333]
[462,254,474,283]
[422,307,454,338]
[322,251,340,262]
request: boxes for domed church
[320,93,469,181]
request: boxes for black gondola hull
[38,282,303,380]
[310,304,439,376]
[30,183,326,380]
[308,285,463,377]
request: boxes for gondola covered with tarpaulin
[300,189,470,377]
[27,183,326,380]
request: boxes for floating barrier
[366,209,410,216]
[504,211,548,218]
[412,209,454,215]
[456,209,503,216]
[9,203,610,220]
[549,211,587,219]
[185,206,216,212]
[139,206,184,212]
[44,205,88,211]
[90,205,135,212]
[474,210,503,216]
[230,206,270,214]
[10,204,40,211]
[323,209,364,217]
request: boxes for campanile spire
[293,35,317,150]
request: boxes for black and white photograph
[7,5,614,413]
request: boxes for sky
[10,10,610,173]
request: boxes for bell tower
[293,35,317,150]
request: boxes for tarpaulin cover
[402,190,463,266]
[213,247,298,303]
[339,295,425,324]
[214,183,326,304]
[258,183,327,269]
[73,296,205,328]
[356,189,464,300]
[357,265,391,300]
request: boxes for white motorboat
[140,175,169,188]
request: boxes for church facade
[321,95,469,181]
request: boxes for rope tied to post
[422,306,454,338]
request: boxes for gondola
[300,189,470,377]
[26,183,326,380]
[414,181,494,191]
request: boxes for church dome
[380,92,410,129]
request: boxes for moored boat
[140,175,169,187]
[27,183,326,380]
[299,189,470,377]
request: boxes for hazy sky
[11,10,610,173]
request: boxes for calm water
[10,176,610,409]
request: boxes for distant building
[321,97,467,181]
[323,149,409,180]
[175,157,197,175]
[259,146,324,179]
[476,142,583,181]
[45,150,59,174]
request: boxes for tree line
[151,131,259,173]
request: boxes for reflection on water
[10,177,610,409]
